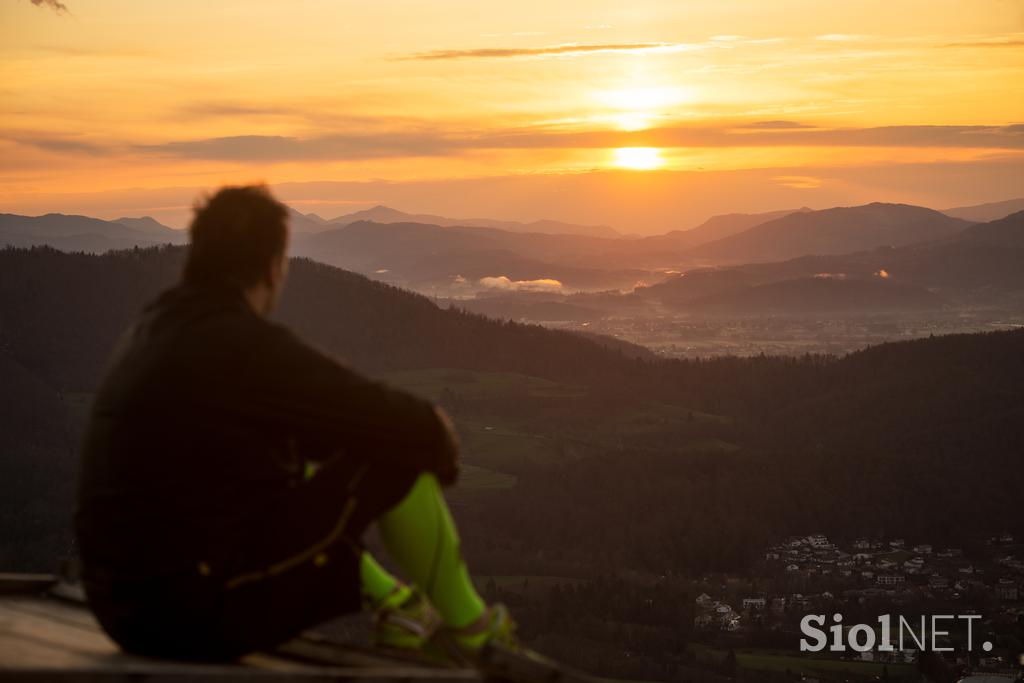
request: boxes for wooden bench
[0,573,480,682]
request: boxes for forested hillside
[0,246,647,394]
[1,245,1022,582]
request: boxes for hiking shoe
[448,602,520,654]
[434,604,548,668]
[370,584,443,652]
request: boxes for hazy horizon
[5,164,1024,234]
[2,1,1022,232]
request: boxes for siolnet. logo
[800,613,992,653]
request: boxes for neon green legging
[359,472,485,629]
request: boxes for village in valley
[690,533,1024,675]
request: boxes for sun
[612,147,664,170]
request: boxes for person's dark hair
[183,185,289,287]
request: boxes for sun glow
[3,1,1022,222]
[612,147,664,170]
[610,112,655,132]
[595,85,694,130]
[597,86,692,111]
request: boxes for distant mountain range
[943,197,1024,223]
[959,208,1024,248]
[689,202,972,264]
[290,220,651,291]
[286,207,332,234]
[472,209,1024,319]
[323,205,621,238]
[291,202,991,292]
[0,213,185,253]
[639,209,1024,312]
[644,207,812,250]
[6,199,1024,305]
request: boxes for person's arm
[236,322,459,484]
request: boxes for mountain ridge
[327,204,621,238]
[638,209,1024,310]
[689,202,973,264]
[943,197,1024,223]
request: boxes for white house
[807,534,829,548]
[742,597,767,610]
[996,580,1019,601]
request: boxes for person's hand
[433,405,460,485]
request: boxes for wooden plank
[2,596,102,632]
[242,652,326,672]
[0,664,319,681]
[0,628,106,670]
[0,603,121,662]
[0,595,481,681]
[0,667,479,681]
[277,638,440,670]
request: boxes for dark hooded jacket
[76,281,458,586]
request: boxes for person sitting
[75,185,525,664]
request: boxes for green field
[382,368,584,402]
[458,420,564,469]
[385,367,738,467]
[635,401,732,426]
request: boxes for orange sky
[1,0,1022,232]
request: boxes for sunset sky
[2,0,1022,232]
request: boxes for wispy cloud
[176,102,300,118]
[29,45,152,58]
[738,120,818,130]
[480,123,1024,151]
[137,132,457,161]
[943,33,1024,48]
[774,175,823,189]
[815,34,868,41]
[11,123,1024,163]
[30,0,68,14]
[171,102,433,132]
[17,136,109,155]
[396,42,704,61]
